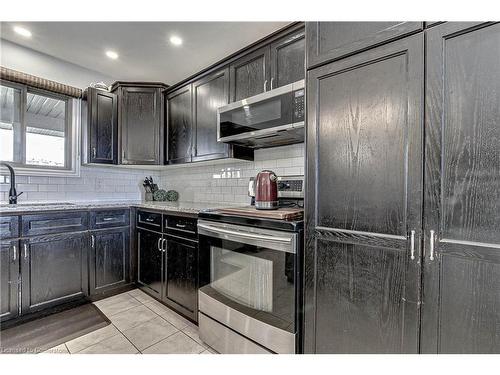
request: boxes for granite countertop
[0,200,246,215]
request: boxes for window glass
[0,84,22,162]
[25,92,66,167]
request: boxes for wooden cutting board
[217,206,304,220]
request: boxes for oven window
[211,247,274,311]
[206,239,296,331]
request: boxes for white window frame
[0,80,81,177]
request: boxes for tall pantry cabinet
[304,22,500,354]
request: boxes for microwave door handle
[197,223,292,244]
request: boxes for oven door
[198,220,298,354]
[217,80,304,144]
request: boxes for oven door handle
[197,223,292,244]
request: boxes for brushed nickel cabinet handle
[91,234,95,248]
[92,147,97,159]
[102,217,114,221]
[162,238,167,252]
[429,230,435,261]
[12,245,17,261]
[175,223,186,228]
[23,243,28,259]
[157,238,162,252]
[270,77,274,90]
[263,80,268,92]
[410,230,415,260]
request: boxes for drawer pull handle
[24,243,28,259]
[103,217,115,221]
[175,224,186,228]
[145,218,155,222]
[12,245,17,261]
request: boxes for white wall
[0,39,116,89]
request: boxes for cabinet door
[120,87,162,165]
[304,34,423,353]
[20,232,88,315]
[229,46,270,102]
[421,22,500,354]
[166,85,193,164]
[192,68,230,162]
[1,240,19,322]
[88,88,118,164]
[90,227,130,295]
[270,28,305,88]
[163,235,198,321]
[306,22,423,68]
[137,228,163,299]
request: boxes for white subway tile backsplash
[159,143,304,205]
[0,144,304,205]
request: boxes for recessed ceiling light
[13,26,32,38]
[105,50,119,60]
[169,36,183,46]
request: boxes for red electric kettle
[255,170,278,210]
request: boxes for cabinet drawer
[22,211,89,236]
[90,209,130,229]
[165,215,197,234]
[137,210,162,231]
[0,216,19,239]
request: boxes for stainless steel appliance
[217,80,305,148]
[249,175,304,200]
[197,177,304,354]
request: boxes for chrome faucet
[0,162,23,204]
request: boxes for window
[0,80,80,176]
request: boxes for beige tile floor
[42,289,217,354]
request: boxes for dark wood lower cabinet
[20,232,89,315]
[163,235,198,321]
[90,227,130,295]
[0,240,19,322]
[137,228,163,299]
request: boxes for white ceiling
[0,22,290,86]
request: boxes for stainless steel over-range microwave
[217,80,305,149]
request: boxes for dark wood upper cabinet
[192,68,229,161]
[87,88,118,164]
[163,235,198,322]
[1,239,19,322]
[230,46,270,102]
[166,85,193,164]
[270,29,305,88]
[304,34,424,353]
[90,227,130,296]
[306,22,423,69]
[421,22,500,354]
[115,83,165,165]
[20,232,89,315]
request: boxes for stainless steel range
[197,176,304,354]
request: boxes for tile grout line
[107,290,179,354]
[108,323,142,354]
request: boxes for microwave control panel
[293,89,305,122]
